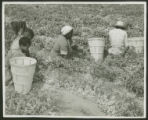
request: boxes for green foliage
[5,84,57,115]
[5,4,144,38]
[5,4,144,116]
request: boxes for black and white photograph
[2,1,147,118]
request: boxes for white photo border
[2,1,147,118]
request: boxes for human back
[109,28,127,47]
[49,26,73,60]
[10,21,34,51]
[5,37,31,85]
[108,21,128,55]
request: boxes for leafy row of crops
[5,4,144,116]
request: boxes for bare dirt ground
[42,87,105,116]
[6,82,105,116]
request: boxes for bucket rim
[88,38,104,41]
[128,37,144,40]
[128,37,144,38]
[10,57,37,67]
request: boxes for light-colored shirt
[6,35,26,82]
[109,28,128,47]
[10,35,22,50]
[108,28,128,55]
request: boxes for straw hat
[61,25,73,35]
[115,21,125,28]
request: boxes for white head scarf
[61,25,73,35]
[115,21,125,28]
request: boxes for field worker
[108,21,128,55]
[11,28,34,57]
[5,37,31,85]
[49,25,73,60]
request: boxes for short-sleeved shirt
[109,28,128,47]
[50,35,72,58]
[108,28,128,55]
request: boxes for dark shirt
[50,35,72,58]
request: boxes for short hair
[23,28,34,39]
[19,37,31,47]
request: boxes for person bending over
[10,21,34,57]
[49,25,73,60]
[5,37,31,85]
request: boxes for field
[4,4,144,117]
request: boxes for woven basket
[127,37,144,53]
[10,57,37,94]
[88,38,105,62]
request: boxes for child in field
[5,37,31,85]
[108,21,128,55]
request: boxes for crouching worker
[5,37,31,85]
[42,26,73,87]
[47,25,73,62]
[108,21,128,56]
[11,28,34,57]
